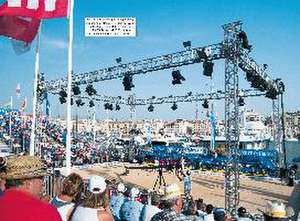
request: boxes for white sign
[85,17,136,37]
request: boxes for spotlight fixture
[89,100,95,108]
[75,99,85,107]
[85,84,97,96]
[122,74,135,91]
[148,104,154,112]
[183,41,191,48]
[104,103,114,111]
[238,97,245,106]
[196,49,208,60]
[203,61,214,77]
[71,98,73,106]
[187,91,192,96]
[59,89,67,98]
[116,57,122,63]
[171,103,178,111]
[115,104,121,111]
[237,31,252,50]
[172,70,185,85]
[72,84,81,95]
[265,85,279,100]
[202,99,209,109]
[59,97,66,104]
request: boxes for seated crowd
[0,155,294,221]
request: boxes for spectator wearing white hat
[120,187,144,221]
[71,175,113,221]
[110,182,127,221]
[150,183,190,221]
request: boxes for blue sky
[0,0,299,120]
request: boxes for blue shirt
[120,199,144,221]
[109,194,125,220]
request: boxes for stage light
[89,100,95,108]
[203,61,214,77]
[71,98,73,106]
[123,74,135,91]
[72,84,81,95]
[171,103,178,111]
[59,97,66,104]
[202,99,209,109]
[172,70,185,85]
[59,89,67,98]
[278,81,285,93]
[115,104,121,111]
[196,49,208,60]
[237,31,252,50]
[238,97,245,106]
[183,41,191,48]
[104,103,110,110]
[85,84,97,96]
[75,99,85,107]
[187,91,192,96]
[148,104,154,112]
[116,57,122,63]
[265,85,279,100]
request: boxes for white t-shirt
[204,213,215,221]
[71,206,99,221]
[51,197,75,221]
[142,205,161,221]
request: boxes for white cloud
[43,37,68,50]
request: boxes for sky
[0,0,300,121]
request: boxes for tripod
[153,168,166,191]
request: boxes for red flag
[0,15,40,43]
[0,0,68,19]
[20,96,27,111]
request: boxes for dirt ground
[60,162,297,214]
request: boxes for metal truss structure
[222,21,241,216]
[41,21,284,215]
[73,89,265,106]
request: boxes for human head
[206,204,214,214]
[117,182,126,193]
[162,183,183,213]
[61,173,83,201]
[238,207,247,217]
[214,208,226,221]
[130,187,140,200]
[0,155,48,198]
[263,200,294,221]
[151,192,161,206]
[82,175,109,209]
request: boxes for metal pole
[66,0,74,174]
[29,23,42,156]
[93,106,96,148]
[9,96,12,150]
[280,93,287,169]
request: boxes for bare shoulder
[97,210,114,221]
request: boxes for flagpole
[66,0,75,174]
[29,22,42,156]
[9,96,13,151]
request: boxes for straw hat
[0,155,48,180]
[162,183,183,200]
[264,201,294,218]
